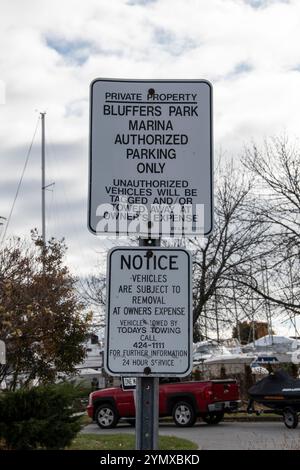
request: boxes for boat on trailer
[248,369,300,428]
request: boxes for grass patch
[68,433,198,450]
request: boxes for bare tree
[191,163,272,339]
[240,137,300,315]
[243,136,300,248]
[78,275,106,327]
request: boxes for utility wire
[1,116,40,245]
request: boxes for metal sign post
[88,77,213,452]
[135,237,159,450]
[136,375,159,450]
[104,238,192,450]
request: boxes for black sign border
[105,247,192,377]
[88,78,214,236]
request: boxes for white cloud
[0,0,300,288]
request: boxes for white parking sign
[88,79,213,236]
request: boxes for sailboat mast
[41,112,46,244]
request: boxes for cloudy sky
[1,0,300,335]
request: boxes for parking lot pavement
[82,421,300,450]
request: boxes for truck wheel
[172,401,196,427]
[203,411,224,425]
[95,404,119,429]
[283,408,298,429]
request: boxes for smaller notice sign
[105,247,192,377]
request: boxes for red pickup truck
[87,379,240,428]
